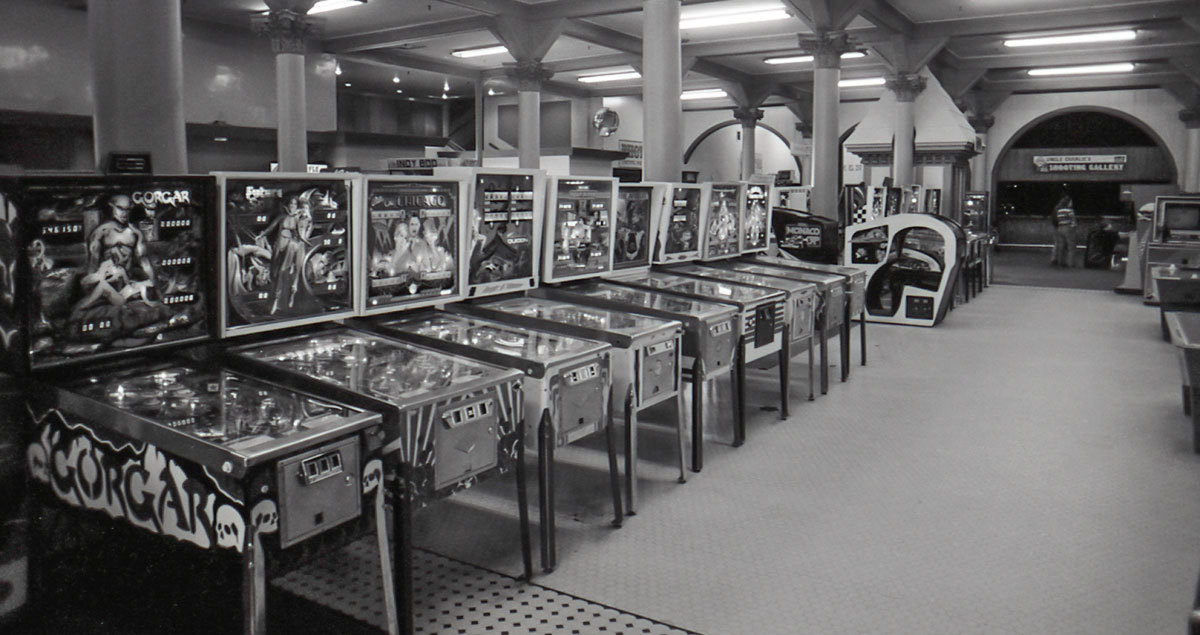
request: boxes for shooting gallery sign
[1033,154,1127,173]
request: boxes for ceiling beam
[324,16,493,53]
[858,0,914,35]
[912,0,1197,40]
[953,42,1200,71]
[562,19,757,85]
[983,70,1181,93]
[433,0,524,16]
[531,0,728,20]
[340,50,483,80]
[544,53,640,74]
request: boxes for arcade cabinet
[1145,195,1200,304]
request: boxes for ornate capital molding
[795,120,813,138]
[1181,108,1200,129]
[885,73,927,103]
[252,10,322,55]
[506,61,553,91]
[798,32,854,69]
[968,114,995,134]
[733,106,765,125]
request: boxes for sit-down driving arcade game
[845,213,964,327]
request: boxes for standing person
[1051,191,1077,267]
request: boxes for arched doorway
[683,120,801,181]
[987,107,1176,287]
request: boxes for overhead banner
[1033,154,1126,173]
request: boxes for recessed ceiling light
[344,82,352,87]
[214,136,229,142]
[839,76,885,87]
[443,79,450,92]
[1004,29,1136,48]
[392,75,400,83]
[764,51,865,65]
[306,0,366,15]
[395,88,403,93]
[488,88,496,96]
[335,64,342,76]
[680,3,789,29]
[451,45,508,58]
[1027,62,1135,76]
[578,69,642,84]
[681,88,728,100]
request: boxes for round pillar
[734,107,764,181]
[803,33,852,220]
[886,73,926,186]
[509,62,552,170]
[254,9,319,173]
[89,0,188,173]
[968,114,994,192]
[1181,109,1200,193]
[643,0,684,182]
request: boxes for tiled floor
[415,284,1200,634]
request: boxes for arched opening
[683,120,801,180]
[988,107,1177,287]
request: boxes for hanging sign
[614,140,643,169]
[1033,154,1127,173]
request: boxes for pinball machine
[0,175,400,635]
[753,254,867,369]
[845,212,965,327]
[1145,195,1200,305]
[363,311,619,574]
[211,172,533,634]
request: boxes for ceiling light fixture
[764,51,866,65]
[395,88,403,93]
[681,88,728,100]
[578,69,642,84]
[307,0,367,15]
[1004,29,1136,48]
[335,64,342,76]
[680,3,789,30]
[343,82,352,87]
[838,76,885,87]
[451,45,508,58]
[1027,62,1135,76]
[392,75,400,83]
[443,79,450,92]
[487,88,496,96]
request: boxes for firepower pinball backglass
[364,177,462,313]
[654,184,702,264]
[702,183,742,260]
[614,185,656,270]
[6,177,211,370]
[544,177,616,283]
[219,175,355,336]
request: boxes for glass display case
[215,173,358,337]
[368,311,619,573]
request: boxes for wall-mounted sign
[386,158,452,171]
[1033,154,1126,173]
[614,139,643,169]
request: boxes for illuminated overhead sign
[1033,154,1127,173]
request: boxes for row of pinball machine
[0,168,982,634]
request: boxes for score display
[218,174,356,337]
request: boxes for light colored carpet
[414,285,1200,635]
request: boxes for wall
[986,89,1188,192]
[0,0,336,130]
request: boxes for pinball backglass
[361,176,465,315]
[699,182,743,261]
[653,184,703,265]
[216,173,358,337]
[542,176,617,283]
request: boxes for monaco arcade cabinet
[606,182,789,450]
[213,172,532,634]
[0,175,395,635]
[537,181,738,473]
[365,311,619,573]
[1145,195,1200,305]
[845,212,965,327]
[465,180,688,516]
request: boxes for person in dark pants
[1051,193,1077,267]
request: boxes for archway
[683,120,802,179]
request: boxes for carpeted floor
[990,246,1124,291]
[415,285,1200,634]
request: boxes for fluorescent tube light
[680,6,789,30]
[839,76,885,87]
[1004,29,1136,48]
[681,88,728,100]
[307,0,366,15]
[1027,62,1135,76]
[764,51,866,65]
[451,45,508,58]
[578,70,642,83]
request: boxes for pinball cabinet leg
[807,336,815,401]
[241,521,268,635]
[818,324,830,395]
[372,478,400,634]
[732,340,746,447]
[860,310,868,366]
[514,419,534,582]
[1191,387,1200,454]
[674,378,688,484]
[392,473,415,635]
[690,358,705,473]
[537,408,555,573]
[840,309,851,382]
[778,326,790,419]
[604,390,624,528]
[623,384,637,516]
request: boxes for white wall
[986,88,1189,190]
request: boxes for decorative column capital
[1181,108,1200,129]
[252,10,322,55]
[968,114,995,134]
[507,61,553,91]
[798,31,854,69]
[733,106,765,125]
[885,73,927,103]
